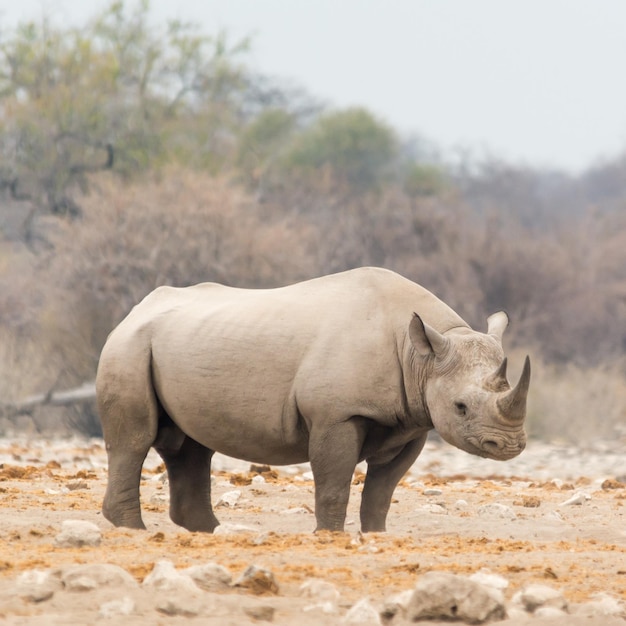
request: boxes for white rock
[342,598,381,624]
[578,592,626,617]
[544,511,564,521]
[534,606,568,618]
[251,474,266,484]
[216,489,241,507]
[149,492,169,504]
[17,569,52,586]
[99,596,135,619]
[253,532,270,545]
[518,584,567,612]
[421,503,447,514]
[381,590,413,619]
[16,569,60,603]
[213,523,256,535]
[560,491,591,506]
[55,520,102,547]
[407,572,506,623]
[299,578,340,602]
[233,565,279,594]
[281,507,311,515]
[142,560,199,594]
[454,499,469,509]
[477,503,517,520]
[505,606,528,620]
[62,564,137,592]
[156,597,202,617]
[302,471,314,480]
[424,488,443,496]
[181,563,232,590]
[303,600,338,614]
[469,569,509,590]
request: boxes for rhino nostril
[483,439,502,452]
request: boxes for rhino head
[410,311,530,461]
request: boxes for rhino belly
[151,357,310,466]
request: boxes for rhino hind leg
[102,449,150,529]
[360,434,428,532]
[99,365,159,530]
[154,422,219,533]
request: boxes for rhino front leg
[360,433,428,532]
[309,417,368,532]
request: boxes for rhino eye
[455,402,468,416]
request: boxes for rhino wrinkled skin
[97,267,530,533]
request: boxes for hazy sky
[2,0,626,173]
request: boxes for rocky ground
[0,435,625,625]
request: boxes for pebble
[476,503,516,520]
[4,558,626,623]
[54,519,102,548]
[423,488,443,496]
[299,578,340,603]
[407,572,506,624]
[560,491,591,506]
[149,492,169,504]
[252,474,266,484]
[216,489,241,507]
[15,569,60,603]
[421,503,447,514]
[342,597,381,624]
[156,597,202,617]
[98,596,135,619]
[577,592,626,617]
[280,506,311,515]
[514,583,568,612]
[213,523,257,535]
[243,605,276,621]
[469,569,509,590]
[62,564,138,592]
[142,560,200,594]
[181,563,232,591]
[233,565,280,595]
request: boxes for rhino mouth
[468,435,526,461]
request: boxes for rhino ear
[487,311,509,342]
[409,313,449,357]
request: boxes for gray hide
[96,267,530,532]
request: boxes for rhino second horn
[497,355,531,422]
[486,357,508,389]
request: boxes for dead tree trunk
[1,382,96,418]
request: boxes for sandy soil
[0,436,624,624]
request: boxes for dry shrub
[48,168,321,330]
[2,166,625,441]
[520,349,626,443]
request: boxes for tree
[282,107,397,193]
[0,1,251,245]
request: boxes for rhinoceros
[96,267,530,533]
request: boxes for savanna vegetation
[1,1,625,442]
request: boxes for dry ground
[0,437,624,624]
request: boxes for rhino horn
[497,355,531,422]
[485,357,508,390]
